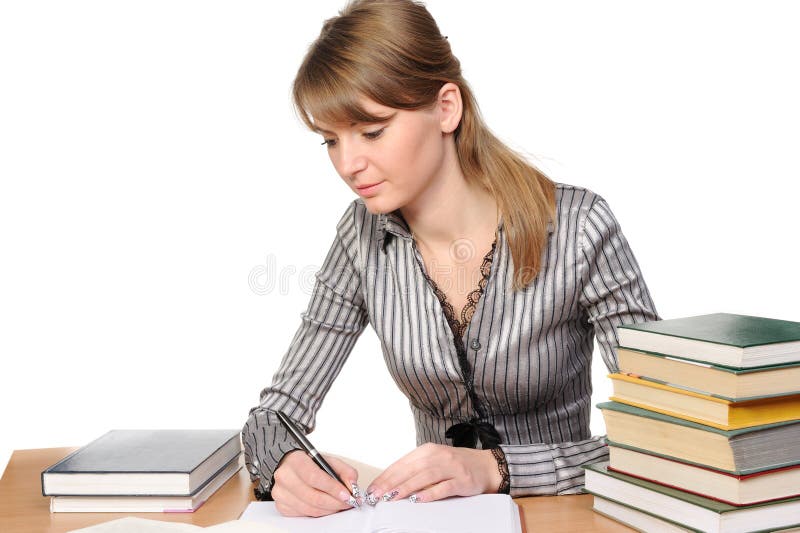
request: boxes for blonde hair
[293,0,556,291]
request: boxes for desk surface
[0,448,632,532]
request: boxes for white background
[1,1,799,477]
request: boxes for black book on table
[41,429,241,496]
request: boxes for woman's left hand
[365,443,502,504]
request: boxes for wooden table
[0,448,632,532]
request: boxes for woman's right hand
[271,450,361,517]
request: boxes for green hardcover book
[617,347,800,400]
[607,444,800,506]
[598,401,800,474]
[584,462,800,533]
[617,313,800,369]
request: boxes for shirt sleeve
[241,202,370,497]
[578,195,660,372]
[499,195,660,496]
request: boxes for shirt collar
[374,210,553,252]
[377,210,412,252]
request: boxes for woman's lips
[356,181,384,196]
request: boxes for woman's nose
[337,139,368,178]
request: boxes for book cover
[617,313,800,368]
[609,373,800,429]
[599,401,800,474]
[598,401,799,436]
[619,347,800,375]
[42,429,241,496]
[618,313,800,348]
[616,347,800,400]
[584,462,800,532]
[592,496,697,532]
[606,440,775,476]
[607,445,800,506]
[585,462,800,513]
[50,455,242,512]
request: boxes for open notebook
[239,494,522,533]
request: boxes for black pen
[275,410,359,506]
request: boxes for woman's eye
[363,128,385,140]
[321,138,337,147]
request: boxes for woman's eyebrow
[313,114,397,135]
[313,124,353,135]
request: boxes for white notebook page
[238,494,521,533]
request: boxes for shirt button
[470,339,481,350]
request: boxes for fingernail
[410,494,421,503]
[365,491,381,506]
[351,483,362,498]
[382,489,399,502]
[340,491,360,508]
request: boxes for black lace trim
[425,238,497,340]
[490,447,511,494]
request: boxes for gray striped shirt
[242,182,659,497]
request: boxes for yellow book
[609,373,800,430]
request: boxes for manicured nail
[365,491,381,506]
[382,489,399,502]
[341,491,360,508]
[351,483,362,498]
[409,494,420,503]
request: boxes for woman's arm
[499,194,660,496]
[497,436,609,496]
[578,195,660,372]
[242,201,370,499]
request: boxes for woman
[243,0,659,517]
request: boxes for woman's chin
[360,195,400,215]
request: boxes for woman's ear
[437,82,463,134]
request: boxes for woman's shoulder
[553,181,607,217]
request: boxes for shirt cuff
[499,438,609,497]
[499,443,558,496]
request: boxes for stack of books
[42,429,242,512]
[584,313,800,532]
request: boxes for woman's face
[313,97,451,215]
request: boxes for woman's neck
[400,164,498,249]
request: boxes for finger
[281,451,354,506]
[271,486,304,517]
[391,467,449,502]
[276,457,355,514]
[274,500,298,517]
[325,455,361,496]
[368,444,443,502]
[410,479,459,503]
[272,480,350,518]
[367,444,437,501]
[298,459,361,507]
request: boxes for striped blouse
[242,182,660,497]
